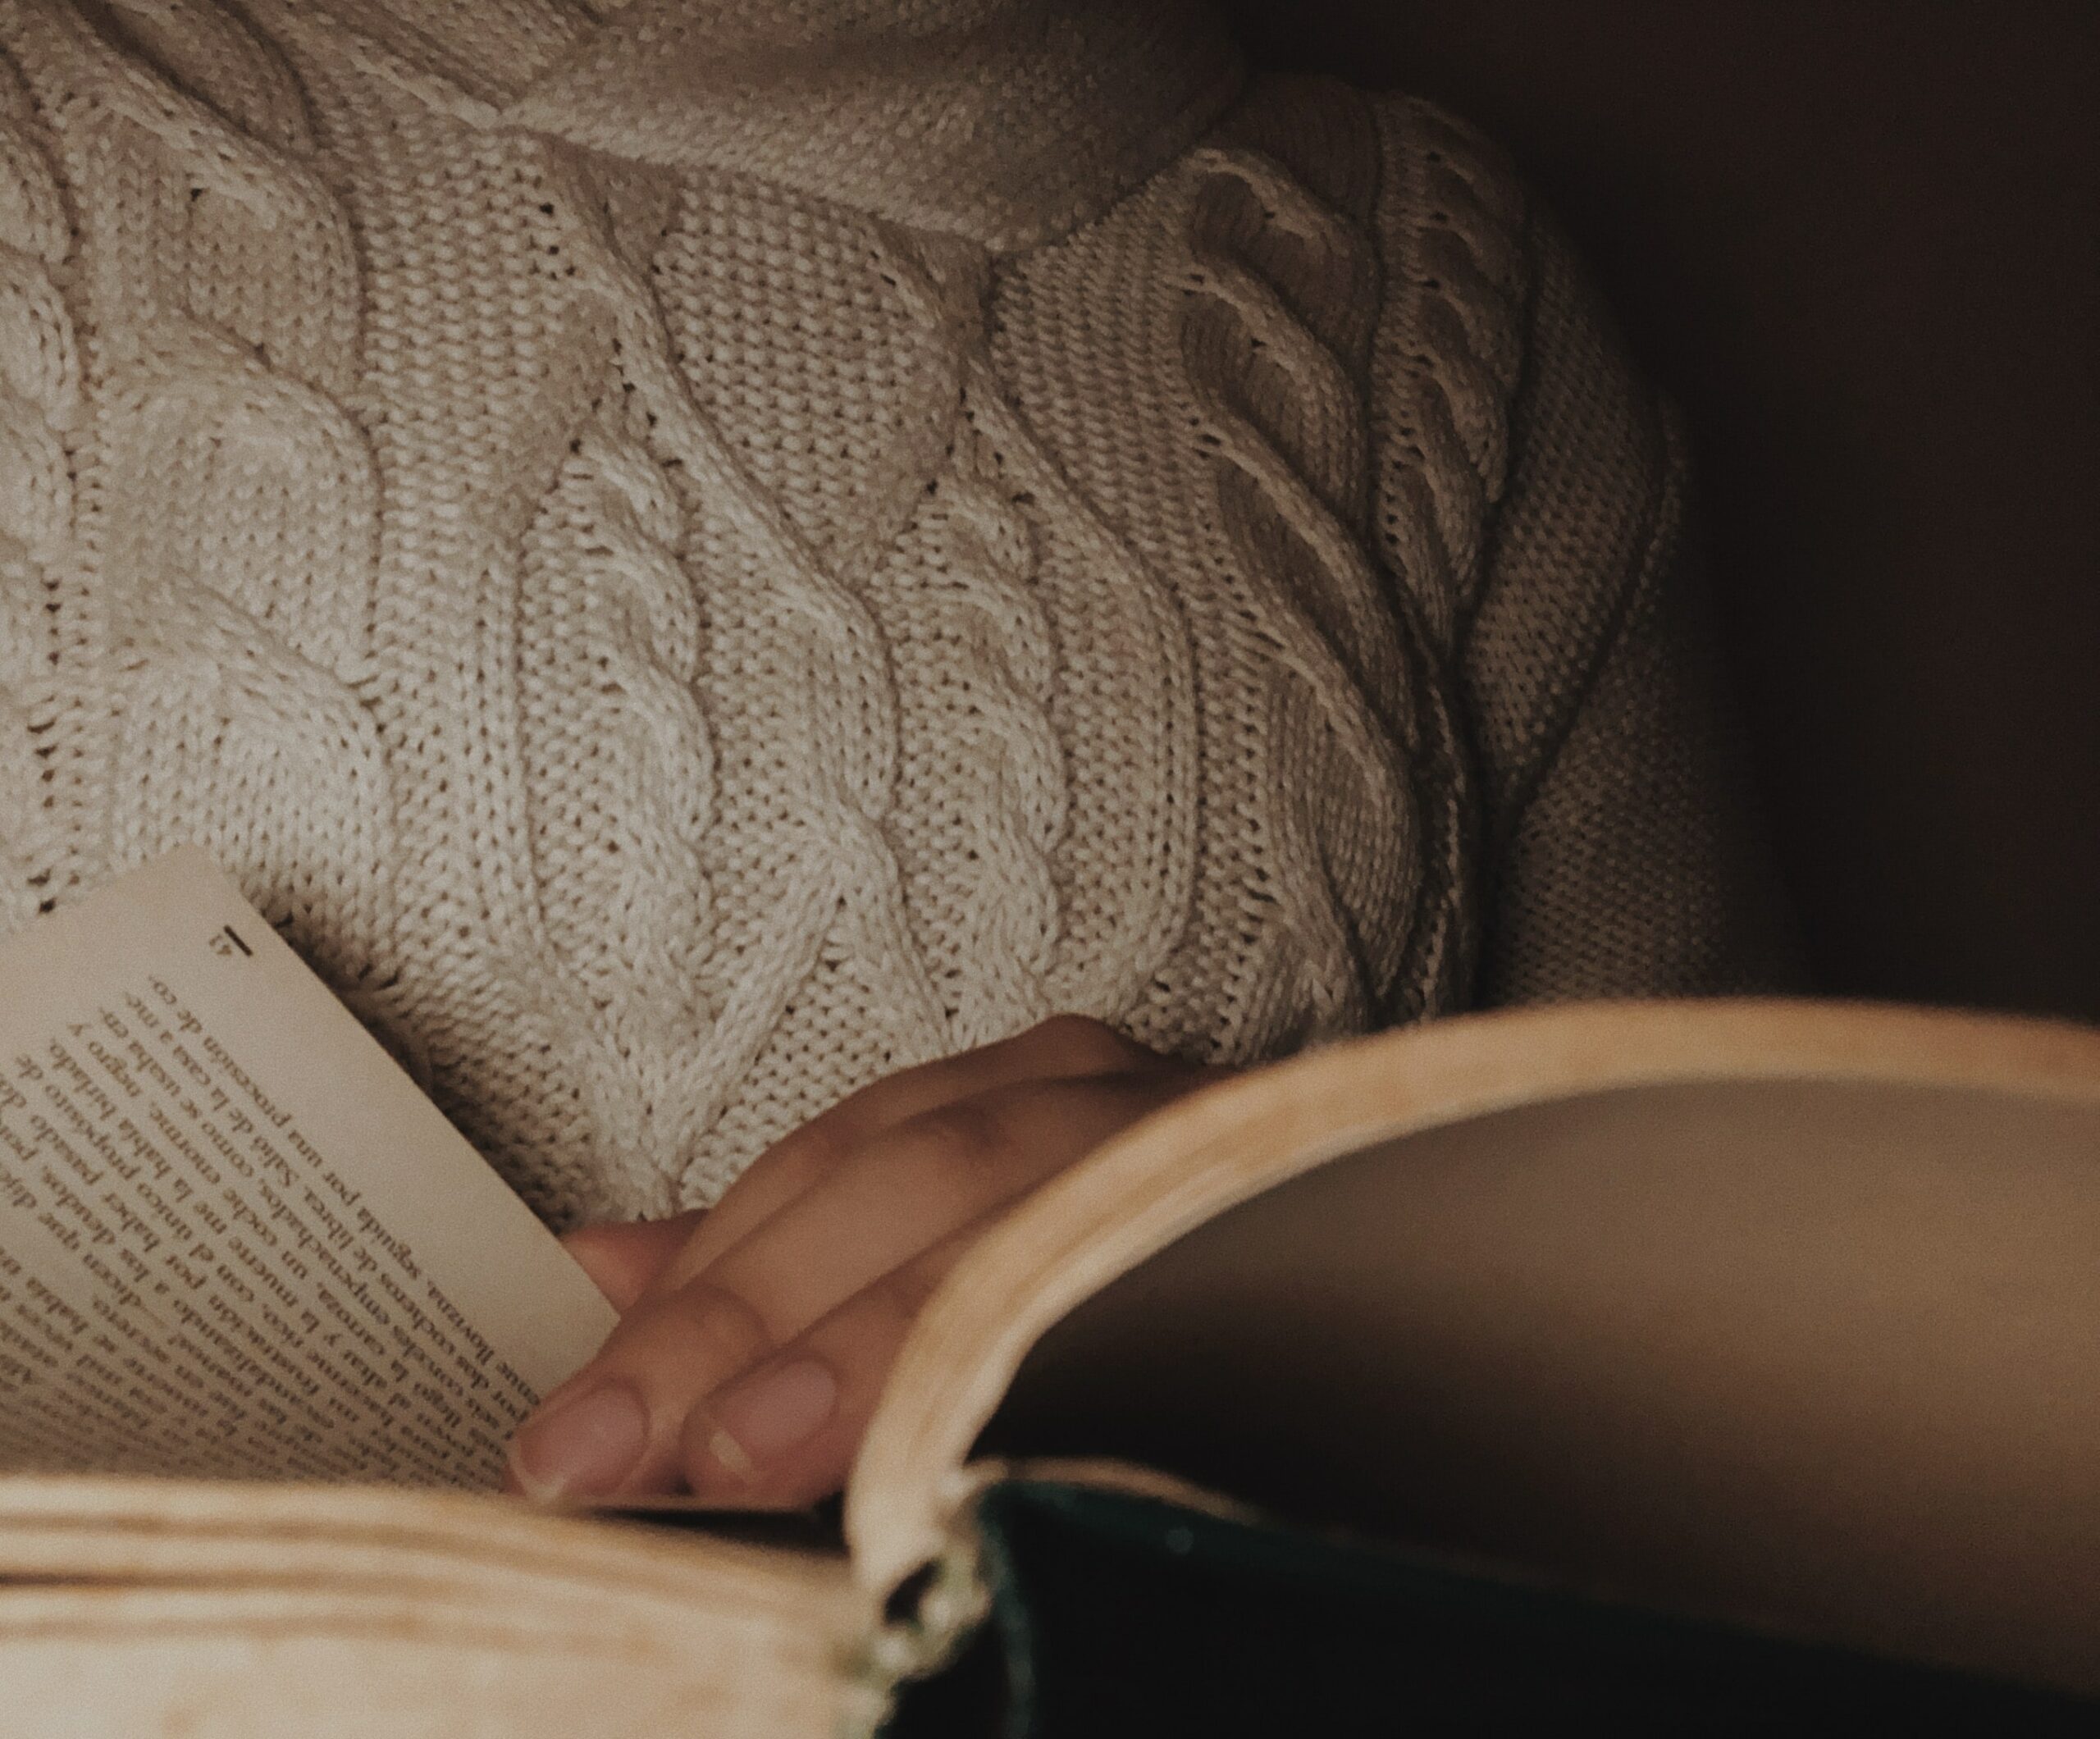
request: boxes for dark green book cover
[884,1480,2097,1737]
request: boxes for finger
[647,1016,1167,1290]
[509,1072,1189,1502]
[537,1027,1134,1321]
[507,1274,774,1500]
[694,1071,1181,1332]
[678,1225,983,1508]
[561,1211,706,1311]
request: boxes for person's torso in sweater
[0,1,1562,1222]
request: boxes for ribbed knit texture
[0,1,1793,1227]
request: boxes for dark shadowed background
[1217,0,2100,1022]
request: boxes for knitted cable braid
[0,0,1792,1226]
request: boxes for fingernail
[508,1381,649,1501]
[703,1359,838,1479]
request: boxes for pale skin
[504,1016,1221,1508]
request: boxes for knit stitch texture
[0,0,1794,1226]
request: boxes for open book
[3,850,2098,1733]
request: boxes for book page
[847,999,2100,1595]
[0,850,618,1487]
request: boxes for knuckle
[1022,1012,1141,1072]
[665,1281,774,1374]
[904,1098,1012,1180]
[983,1075,1071,1130]
[757,1116,851,1186]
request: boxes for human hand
[504,1016,1213,1508]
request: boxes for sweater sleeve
[1366,98,1802,1003]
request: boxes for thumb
[562,1210,706,1312]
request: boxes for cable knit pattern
[948,326,1201,1030]
[1180,144,1418,1035]
[1367,98,1530,659]
[2,0,398,1005]
[0,3,1786,1225]
[0,34,71,929]
[985,80,1475,1058]
[859,240,1068,1047]
[516,390,717,1209]
[1363,90,1801,1002]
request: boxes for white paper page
[0,850,618,1486]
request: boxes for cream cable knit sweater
[0,0,1791,1226]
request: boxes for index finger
[643,1016,1167,1294]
